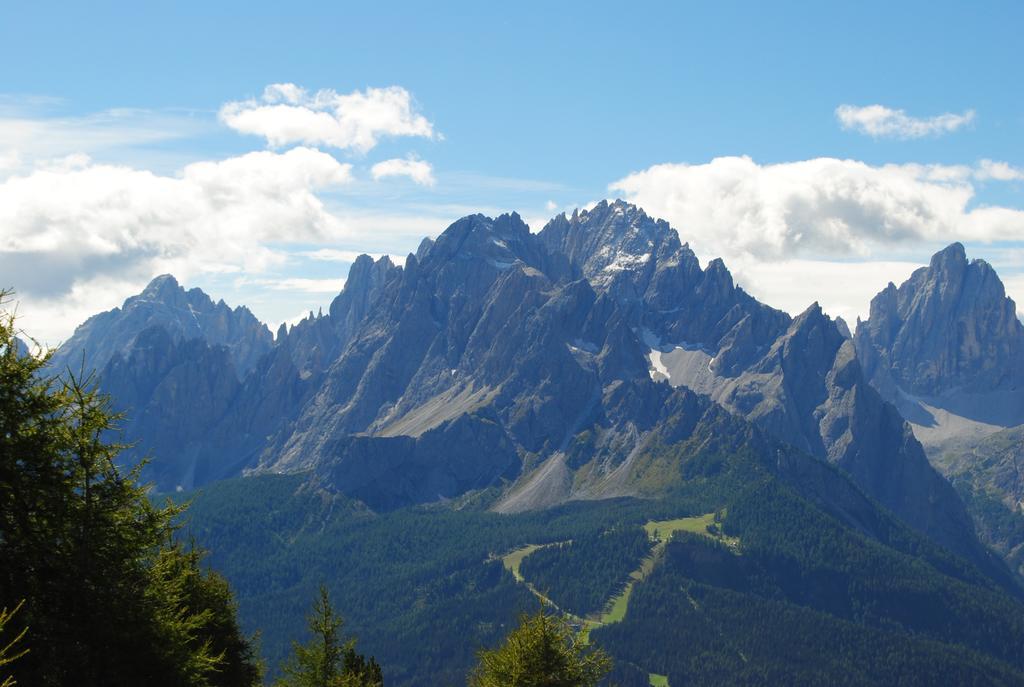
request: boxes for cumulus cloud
[727,257,921,326]
[835,104,975,139]
[0,147,355,342]
[975,159,1024,182]
[0,87,451,344]
[0,146,352,271]
[610,156,1024,262]
[370,157,436,186]
[220,83,436,153]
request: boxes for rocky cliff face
[282,254,401,378]
[101,326,245,489]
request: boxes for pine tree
[0,600,28,687]
[468,604,611,687]
[275,585,382,687]
[0,291,261,686]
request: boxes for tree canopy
[469,603,611,687]
[0,291,261,687]
[275,585,383,687]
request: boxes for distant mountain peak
[703,257,734,285]
[856,241,1024,400]
[50,275,273,378]
[144,273,180,289]
[137,273,185,304]
[930,241,967,269]
[538,199,683,290]
[796,301,824,319]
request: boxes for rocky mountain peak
[794,300,824,322]
[50,274,273,377]
[328,254,397,321]
[332,254,378,303]
[856,242,1024,398]
[703,258,735,293]
[930,241,968,272]
[427,213,529,263]
[538,200,692,305]
[787,302,845,356]
[835,316,852,339]
[415,212,571,289]
[756,302,844,379]
[140,273,182,300]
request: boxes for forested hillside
[180,440,1024,686]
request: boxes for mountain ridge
[50,200,1017,581]
[49,273,273,377]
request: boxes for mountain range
[44,199,1024,683]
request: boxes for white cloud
[0,107,207,176]
[0,146,355,343]
[975,159,1024,182]
[610,156,1024,262]
[1002,273,1024,319]
[297,248,406,265]
[244,277,348,294]
[0,89,450,345]
[299,248,377,262]
[0,146,352,263]
[370,157,435,186]
[835,104,975,139]
[220,83,436,154]
[0,150,19,173]
[728,257,921,325]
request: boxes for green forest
[177,454,1024,685]
[519,528,652,617]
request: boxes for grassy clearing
[500,544,545,582]
[649,674,669,687]
[644,512,739,551]
[599,581,634,624]
[644,513,715,541]
[592,542,664,628]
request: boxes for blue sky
[2,1,1022,342]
